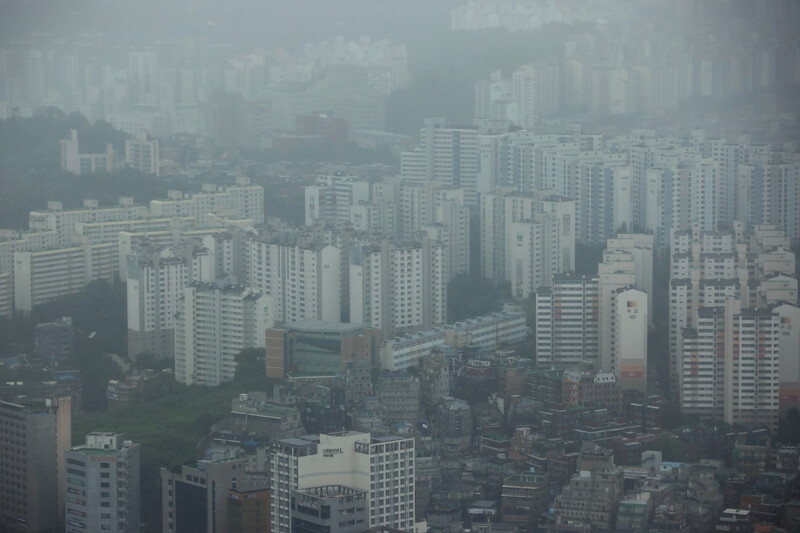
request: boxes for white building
[60,129,113,175]
[680,306,726,418]
[14,239,116,313]
[174,282,270,386]
[247,240,341,324]
[350,237,446,338]
[0,272,11,318]
[124,131,160,176]
[126,241,213,359]
[614,287,648,393]
[507,195,575,299]
[29,199,148,247]
[535,273,600,369]
[724,300,780,433]
[65,433,140,533]
[774,303,800,416]
[270,431,416,533]
[305,171,370,226]
[149,178,264,226]
[401,118,480,207]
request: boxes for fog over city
[0,1,799,532]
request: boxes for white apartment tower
[65,433,141,533]
[507,195,576,299]
[350,237,446,338]
[724,300,781,433]
[305,171,371,227]
[270,432,416,533]
[125,131,160,176]
[535,273,600,369]
[174,282,270,386]
[247,240,341,324]
[680,307,726,419]
[401,118,480,207]
[613,287,648,393]
[126,241,213,359]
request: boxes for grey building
[34,316,74,363]
[291,485,368,533]
[161,458,248,533]
[65,433,141,533]
[0,396,71,533]
[374,371,421,425]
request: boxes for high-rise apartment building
[507,195,575,299]
[126,241,213,359]
[174,282,269,386]
[535,273,600,370]
[65,433,141,533]
[775,303,800,416]
[0,396,71,533]
[247,239,342,324]
[350,236,446,338]
[305,171,371,227]
[401,118,480,207]
[680,307,726,419]
[613,287,648,393]
[124,131,160,176]
[724,300,781,433]
[670,223,797,401]
[270,431,416,533]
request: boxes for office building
[125,131,160,175]
[227,486,270,533]
[270,431,415,532]
[0,396,71,533]
[65,433,141,533]
[174,283,270,386]
[265,320,380,379]
[374,371,421,425]
[161,458,248,533]
[291,485,368,533]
